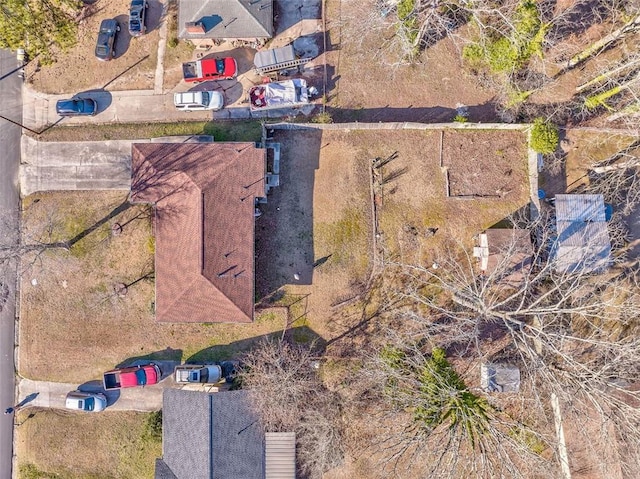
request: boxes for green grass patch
[315,207,370,278]
[35,121,262,143]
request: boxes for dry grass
[16,409,161,479]
[564,129,638,191]
[19,191,290,382]
[27,0,160,93]
[326,0,496,122]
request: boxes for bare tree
[336,208,640,477]
[238,339,345,479]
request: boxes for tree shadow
[255,128,320,297]
[185,326,325,363]
[328,99,500,123]
[546,0,615,48]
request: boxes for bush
[143,410,162,441]
[530,118,559,154]
[311,111,333,124]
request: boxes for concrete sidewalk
[22,85,317,131]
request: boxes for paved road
[23,86,316,132]
[0,48,22,479]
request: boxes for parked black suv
[95,19,120,61]
[128,0,148,37]
[56,98,98,117]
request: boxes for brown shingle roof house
[130,143,266,323]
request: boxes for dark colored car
[55,98,98,117]
[95,18,120,61]
[128,0,148,37]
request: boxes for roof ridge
[237,0,272,37]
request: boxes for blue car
[129,0,149,37]
[95,18,120,61]
[56,98,98,117]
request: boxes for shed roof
[178,0,273,39]
[254,45,296,69]
[158,389,264,479]
[265,432,296,479]
[481,362,521,393]
[475,229,532,286]
[130,143,266,323]
[553,194,611,273]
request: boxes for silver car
[65,391,108,412]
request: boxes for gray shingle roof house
[156,389,263,479]
[178,0,273,41]
[552,194,612,273]
[155,389,296,479]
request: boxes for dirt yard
[443,130,528,197]
[27,0,162,93]
[324,0,498,123]
[255,126,530,340]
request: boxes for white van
[174,91,224,111]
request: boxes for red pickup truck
[103,364,161,390]
[182,57,237,83]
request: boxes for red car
[182,57,237,83]
[103,364,161,389]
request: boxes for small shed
[265,432,296,479]
[552,194,611,273]
[254,44,311,74]
[473,229,533,285]
[481,362,521,393]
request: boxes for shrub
[311,111,333,124]
[143,410,162,441]
[530,118,559,154]
[454,114,468,123]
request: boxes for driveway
[18,360,180,412]
[20,134,215,196]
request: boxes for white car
[65,391,108,412]
[174,91,224,111]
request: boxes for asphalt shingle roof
[179,0,273,39]
[130,143,266,323]
[157,389,264,479]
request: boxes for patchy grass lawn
[19,191,290,382]
[16,409,160,479]
[256,127,529,340]
[32,120,262,143]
